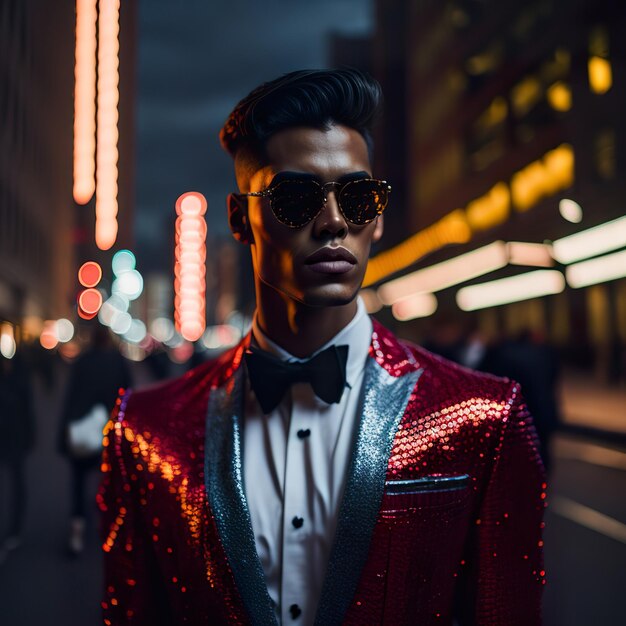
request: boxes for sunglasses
[243,176,391,228]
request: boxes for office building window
[594,129,616,180]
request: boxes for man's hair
[219,68,383,183]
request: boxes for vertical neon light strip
[174,193,207,342]
[73,0,97,204]
[95,0,120,250]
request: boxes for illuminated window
[547,82,572,112]
[475,97,508,134]
[588,57,612,94]
[511,144,574,212]
[466,42,504,76]
[469,97,509,172]
[594,129,616,179]
[511,76,542,117]
[588,25,612,94]
[465,183,510,230]
[464,41,505,95]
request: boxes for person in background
[58,325,131,555]
[481,329,561,473]
[0,352,35,563]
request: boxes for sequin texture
[99,319,546,625]
[343,322,546,625]
[99,344,252,625]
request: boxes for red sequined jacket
[99,319,546,625]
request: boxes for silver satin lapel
[204,365,278,626]
[314,358,423,626]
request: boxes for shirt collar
[251,297,372,388]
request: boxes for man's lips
[304,247,357,274]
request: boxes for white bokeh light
[98,294,129,326]
[0,332,16,359]
[55,319,75,343]
[123,319,147,344]
[112,269,144,300]
[150,317,175,343]
[110,311,132,335]
[559,198,583,224]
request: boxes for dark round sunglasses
[243,177,391,228]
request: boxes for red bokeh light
[174,192,207,342]
[78,261,102,287]
[77,308,98,320]
[78,288,103,314]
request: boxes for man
[99,69,546,625]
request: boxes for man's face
[243,124,384,307]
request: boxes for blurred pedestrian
[0,352,35,563]
[58,325,131,555]
[421,316,466,363]
[481,329,561,473]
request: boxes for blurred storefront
[0,0,137,354]
[368,0,626,389]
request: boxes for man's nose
[312,189,348,239]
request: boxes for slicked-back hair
[219,68,383,183]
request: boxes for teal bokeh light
[112,249,136,276]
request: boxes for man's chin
[258,272,362,308]
[294,284,361,308]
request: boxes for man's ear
[227,193,253,245]
[372,214,384,243]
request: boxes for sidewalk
[0,367,103,626]
[560,371,626,435]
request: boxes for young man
[100,69,546,625]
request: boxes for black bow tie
[244,344,349,414]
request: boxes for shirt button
[292,516,304,529]
[297,428,311,439]
[289,604,302,619]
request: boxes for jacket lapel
[204,346,278,626]
[314,349,423,626]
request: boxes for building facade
[373,0,626,383]
[0,0,136,347]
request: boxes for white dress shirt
[243,297,372,625]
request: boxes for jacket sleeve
[98,392,172,625]
[455,382,547,625]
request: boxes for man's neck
[254,281,358,359]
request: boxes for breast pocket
[380,473,471,518]
[377,474,474,624]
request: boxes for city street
[2,1,626,624]
[1,368,625,625]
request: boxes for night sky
[135,0,372,273]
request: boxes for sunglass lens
[271,180,323,227]
[340,179,388,224]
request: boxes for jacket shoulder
[371,319,515,401]
[118,344,243,434]
[370,319,519,403]
[405,340,514,397]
